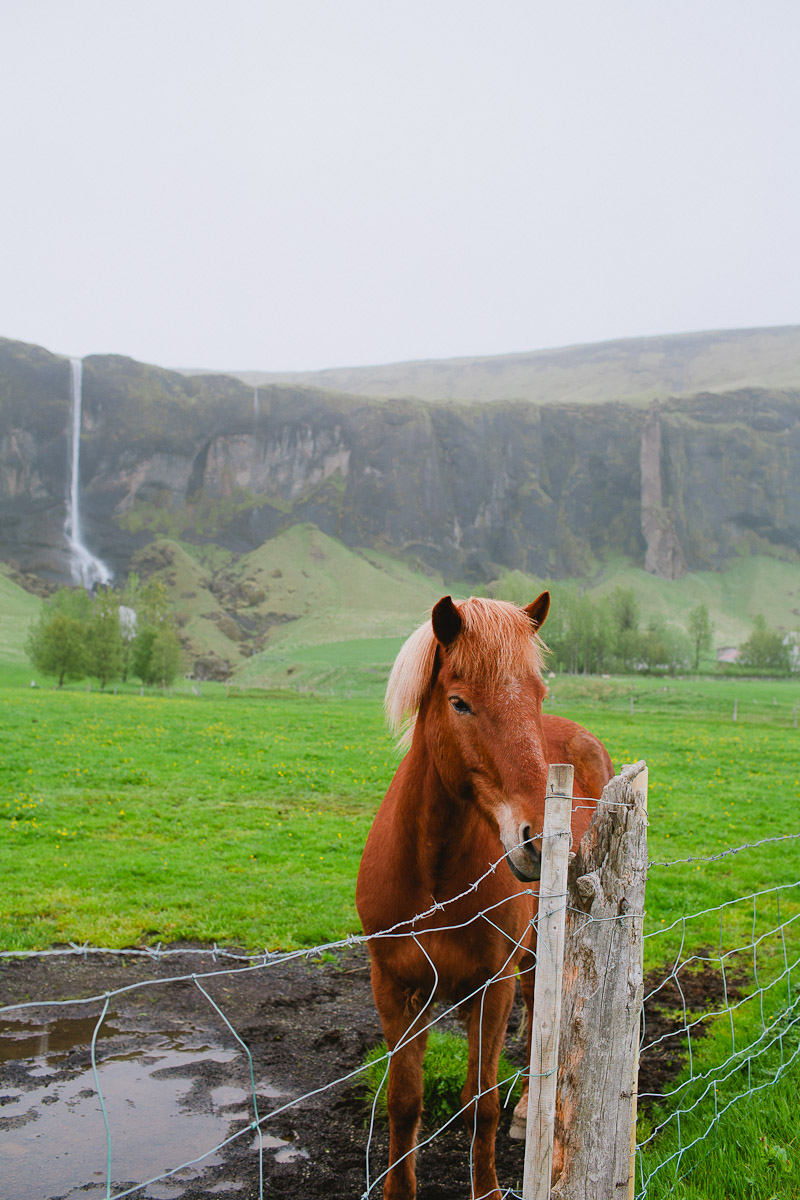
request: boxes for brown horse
[356,593,613,1200]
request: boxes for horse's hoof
[509,1116,526,1140]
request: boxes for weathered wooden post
[552,761,648,1200]
[522,763,574,1200]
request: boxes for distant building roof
[717,646,740,663]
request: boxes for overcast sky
[1,1,798,372]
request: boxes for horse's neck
[395,740,491,900]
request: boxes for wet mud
[0,946,727,1200]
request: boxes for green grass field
[2,668,800,1195]
[3,672,798,952]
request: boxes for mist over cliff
[2,334,800,589]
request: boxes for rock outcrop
[640,404,686,579]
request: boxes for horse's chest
[389,901,532,1005]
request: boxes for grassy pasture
[2,671,800,1195]
[2,672,799,952]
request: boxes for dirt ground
[0,945,731,1200]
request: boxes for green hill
[492,555,800,656]
[0,568,42,666]
[230,551,800,693]
[587,555,800,649]
[129,524,443,686]
[155,531,800,689]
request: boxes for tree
[609,587,639,634]
[85,587,124,688]
[131,624,183,685]
[607,588,647,673]
[131,626,158,684]
[25,611,87,687]
[147,627,183,686]
[49,585,93,624]
[738,616,790,674]
[121,571,183,686]
[687,603,713,670]
[641,616,692,674]
[118,572,141,682]
[137,577,172,627]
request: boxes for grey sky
[1,1,798,372]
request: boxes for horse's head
[387,593,551,882]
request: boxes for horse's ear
[432,595,463,647]
[525,591,550,631]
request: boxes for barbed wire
[647,830,800,869]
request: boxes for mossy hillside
[234,525,441,645]
[131,539,242,667]
[80,358,380,462]
[5,534,800,688]
[662,393,800,571]
[129,525,442,676]
[104,383,800,583]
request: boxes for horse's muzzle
[505,845,542,882]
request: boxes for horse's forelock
[385,620,439,742]
[385,597,545,744]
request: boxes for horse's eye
[449,696,472,715]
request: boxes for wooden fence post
[627,768,648,1200]
[552,760,648,1200]
[522,763,574,1200]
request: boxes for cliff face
[2,336,800,585]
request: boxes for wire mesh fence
[2,783,800,1199]
[633,877,800,1198]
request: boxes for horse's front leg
[462,973,515,1200]
[372,966,429,1200]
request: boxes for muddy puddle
[0,1010,306,1200]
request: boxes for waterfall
[253,387,260,418]
[65,358,112,589]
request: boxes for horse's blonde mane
[385,597,545,743]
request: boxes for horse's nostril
[521,825,532,846]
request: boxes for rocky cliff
[2,336,800,586]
